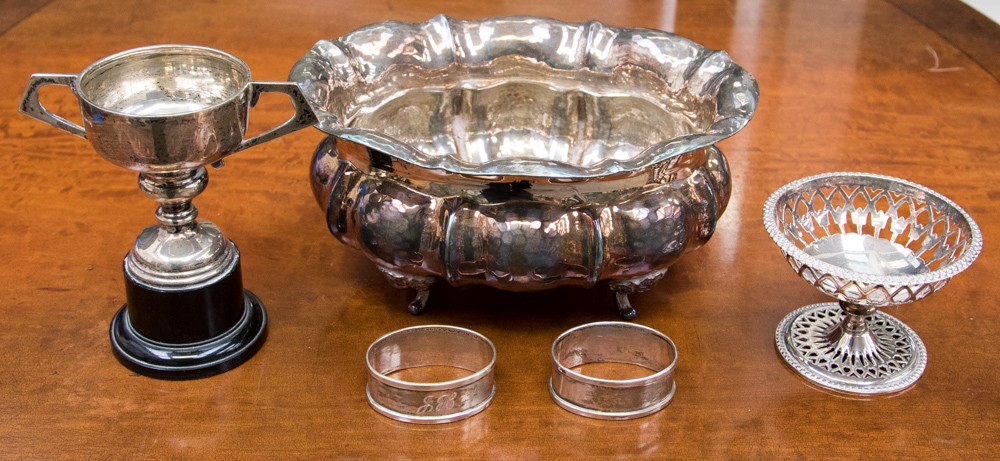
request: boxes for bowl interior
[348,65,705,170]
[291,16,758,177]
[79,46,249,117]
[770,175,978,281]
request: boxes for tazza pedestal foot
[775,302,927,395]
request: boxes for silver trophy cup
[20,45,317,379]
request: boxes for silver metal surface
[294,16,758,317]
[292,15,757,178]
[125,168,238,288]
[549,322,677,420]
[20,45,316,378]
[763,172,982,395]
[775,303,927,395]
[608,268,671,320]
[21,44,317,173]
[20,44,317,290]
[365,325,497,424]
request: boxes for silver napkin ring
[366,325,497,424]
[549,321,678,420]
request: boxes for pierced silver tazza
[293,15,758,319]
[763,172,982,395]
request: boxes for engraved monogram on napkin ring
[366,325,497,424]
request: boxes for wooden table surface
[1,0,997,458]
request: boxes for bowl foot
[609,268,669,320]
[614,292,638,320]
[378,267,436,315]
[407,289,431,315]
[775,302,927,395]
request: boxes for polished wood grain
[0,1,997,458]
[0,0,52,35]
[888,0,1000,80]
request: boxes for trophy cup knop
[20,45,317,379]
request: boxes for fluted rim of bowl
[290,15,759,178]
[762,171,983,291]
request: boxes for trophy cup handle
[235,81,317,152]
[19,74,87,139]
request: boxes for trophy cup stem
[110,166,267,380]
[140,169,205,230]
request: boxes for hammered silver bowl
[291,15,759,318]
[764,172,982,394]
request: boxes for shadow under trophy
[20,45,317,379]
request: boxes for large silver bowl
[291,15,758,318]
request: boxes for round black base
[109,291,267,380]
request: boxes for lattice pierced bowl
[763,172,982,395]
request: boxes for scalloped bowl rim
[291,15,759,178]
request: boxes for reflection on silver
[764,172,982,394]
[549,322,677,420]
[802,234,927,277]
[21,44,318,291]
[22,45,317,173]
[293,15,756,178]
[293,16,758,317]
[20,45,316,378]
[366,325,497,424]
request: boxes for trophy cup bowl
[21,45,317,379]
[292,15,758,319]
[763,172,982,394]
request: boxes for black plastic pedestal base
[109,291,268,380]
